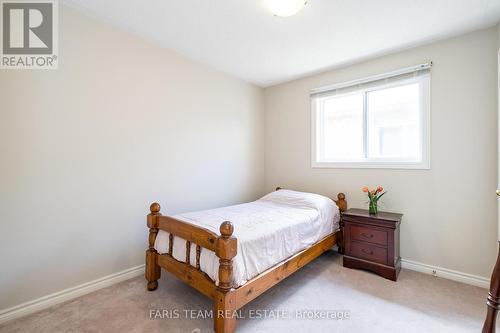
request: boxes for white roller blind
[310,63,432,99]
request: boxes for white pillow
[258,189,334,212]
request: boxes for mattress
[154,189,340,287]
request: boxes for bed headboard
[274,187,347,213]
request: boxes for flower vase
[369,201,378,214]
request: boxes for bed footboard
[145,202,236,295]
[145,202,238,332]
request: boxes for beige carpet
[0,251,493,333]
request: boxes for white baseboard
[0,259,491,325]
[401,259,490,289]
[0,264,145,325]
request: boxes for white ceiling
[64,0,500,87]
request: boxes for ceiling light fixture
[265,0,308,17]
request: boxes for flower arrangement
[362,186,386,214]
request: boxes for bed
[145,188,347,333]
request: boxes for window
[311,64,431,169]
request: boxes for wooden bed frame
[145,188,347,333]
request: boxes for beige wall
[0,6,264,310]
[264,27,498,279]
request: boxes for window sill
[311,161,430,170]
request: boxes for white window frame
[311,67,431,169]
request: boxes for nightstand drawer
[349,241,387,265]
[350,225,387,246]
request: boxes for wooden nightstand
[342,208,403,281]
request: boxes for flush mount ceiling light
[265,0,308,17]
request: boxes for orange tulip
[362,186,369,193]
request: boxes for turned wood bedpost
[482,242,500,333]
[217,221,237,289]
[146,202,162,291]
[335,193,347,254]
[214,221,237,333]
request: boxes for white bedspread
[154,190,340,287]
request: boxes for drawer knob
[361,232,374,239]
[361,248,374,255]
